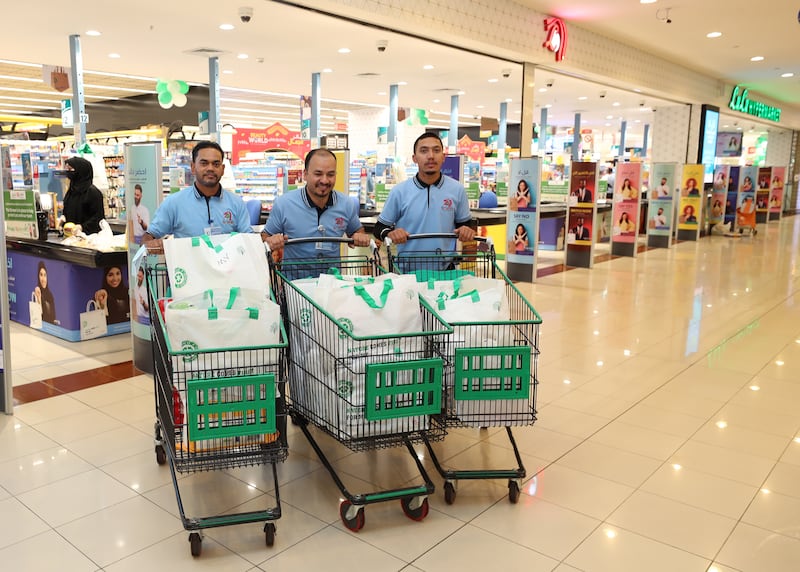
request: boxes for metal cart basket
[272,238,452,531]
[387,234,541,504]
[147,262,288,556]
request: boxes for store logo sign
[543,17,568,62]
[728,86,781,122]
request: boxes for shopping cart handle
[384,233,491,247]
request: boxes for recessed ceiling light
[476,105,485,109]
[706,32,722,38]
[716,421,728,429]
[398,81,408,86]
[776,360,785,366]
[538,87,548,93]
[108,53,121,59]
[488,78,499,83]
[237,53,248,59]
[338,47,351,54]
[222,70,233,74]
[433,99,440,103]
[563,379,571,385]
[219,24,235,30]
[86,30,101,36]
[781,72,794,78]
[606,115,613,119]
[544,103,552,108]
[457,90,465,95]
[605,123,611,127]
[640,0,657,3]
[578,96,588,100]
[612,102,621,107]
[377,91,386,95]
[423,64,434,70]
[322,68,333,73]
[505,98,512,103]
[750,56,764,62]
[633,88,642,93]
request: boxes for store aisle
[2,217,800,571]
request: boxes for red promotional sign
[456,135,486,162]
[231,123,310,164]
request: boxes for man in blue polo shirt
[142,141,253,252]
[373,132,475,259]
[262,148,369,277]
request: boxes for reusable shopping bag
[80,299,108,340]
[165,287,281,352]
[163,233,270,299]
[29,293,42,329]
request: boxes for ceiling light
[322,68,333,73]
[640,0,657,3]
[605,115,613,119]
[86,30,102,36]
[605,123,611,126]
[338,47,351,54]
[596,361,604,367]
[612,102,620,107]
[538,88,548,93]
[433,98,440,103]
[476,105,484,109]
[377,91,386,96]
[749,385,760,391]
[672,464,682,470]
[423,64,434,70]
[716,421,728,429]
[706,32,722,38]
[505,98,512,103]
[750,56,764,62]
[563,379,571,385]
[488,78,499,83]
[781,72,794,78]
[457,90,465,95]
[623,349,631,356]
[237,53,248,59]
[776,360,785,366]
[605,529,617,539]
[544,104,552,108]
[578,96,588,100]
[398,81,408,86]
[108,53,121,58]
[222,70,233,74]
[219,24,235,30]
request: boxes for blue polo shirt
[264,187,362,276]
[378,173,471,255]
[147,184,253,238]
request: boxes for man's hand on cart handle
[349,231,372,248]
[384,228,410,246]
[455,225,476,242]
[262,232,286,252]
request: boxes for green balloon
[177,80,189,94]
[158,91,173,105]
[156,80,168,93]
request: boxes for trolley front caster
[401,496,429,521]
[155,444,166,466]
[264,522,276,546]
[189,532,202,557]
[508,480,521,504]
[443,481,457,505]
[339,500,365,532]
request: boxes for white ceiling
[1,0,797,138]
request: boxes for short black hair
[304,148,337,171]
[134,184,143,191]
[191,141,225,163]
[413,132,443,154]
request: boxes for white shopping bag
[165,287,281,352]
[80,300,108,340]
[29,293,42,329]
[164,233,270,299]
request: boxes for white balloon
[160,100,174,109]
[173,92,187,107]
[167,80,181,94]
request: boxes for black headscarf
[62,157,105,234]
[100,266,130,324]
[37,260,57,324]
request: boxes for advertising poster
[769,166,786,214]
[3,189,39,239]
[648,163,677,200]
[756,167,772,211]
[709,165,730,226]
[21,152,33,187]
[612,200,638,241]
[736,189,757,230]
[615,162,643,202]
[611,162,643,246]
[300,95,312,140]
[126,144,162,247]
[567,206,593,246]
[7,252,130,341]
[678,164,705,232]
[739,166,757,194]
[506,157,539,267]
[716,131,743,158]
[648,201,673,234]
[725,166,740,229]
[441,155,463,182]
[568,161,597,206]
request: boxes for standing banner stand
[611,162,643,257]
[736,166,758,235]
[505,157,540,282]
[565,162,597,268]
[677,164,704,241]
[125,141,164,374]
[768,166,786,221]
[0,146,13,414]
[709,165,730,232]
[755,167,772,224]
[646,163,678,248]
[724,166,741,232]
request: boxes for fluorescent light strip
[0,75,42,83]
[0,95,63,104]
[0,102,58,110]
[0,87,117,100]
[0,59,43,67]
[83,84,155,94]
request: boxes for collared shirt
[147,184,253,239]
[378,173,471,255]
[264,186,362,264]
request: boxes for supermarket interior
[2,1,800,571]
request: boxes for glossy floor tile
[2,216,800,570]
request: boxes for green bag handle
[437,288,480,311]
[192,234,224,253]
[352,280,394,309]
[207,288,259,320]
[425,276,464,297]
[328,268,374,284]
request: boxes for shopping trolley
[387,234,541,504]
[272,237,452,531]
[147,263,288,556]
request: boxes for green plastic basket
[364,358,443,421]
[453,347,530,401]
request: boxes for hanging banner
[647,163,678,247]
[677,164,704,235]
[456,135,486,162]
[506,158,540,273]
[769,166,786,219]
[231,124,311,164]
[709,165,730,227]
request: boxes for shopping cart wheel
[264,522,276,547]
[401,496,429,521]
[508,480,521,504]
[155,444,166,466]
[443,482,457,505]
[339,500,365,532]
[189,532,202,557]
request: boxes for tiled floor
[3,219,800,571]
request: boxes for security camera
[501,68,512,79]
[546,79,554,88]
[376,39,388,53]
[239,6,253,23]
[639,100,646,107]
[666,18,672,24]
[599,90,607,99]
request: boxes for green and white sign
[728,86,781,122]
[3,189,38,239]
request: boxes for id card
[204,224,224,235]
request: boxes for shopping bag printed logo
[300,308,312,328]
[181,340,199,362]
[405,288,416,300]
[337,318,353,339]
[173,267,188,289]
[337,380,353,398]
